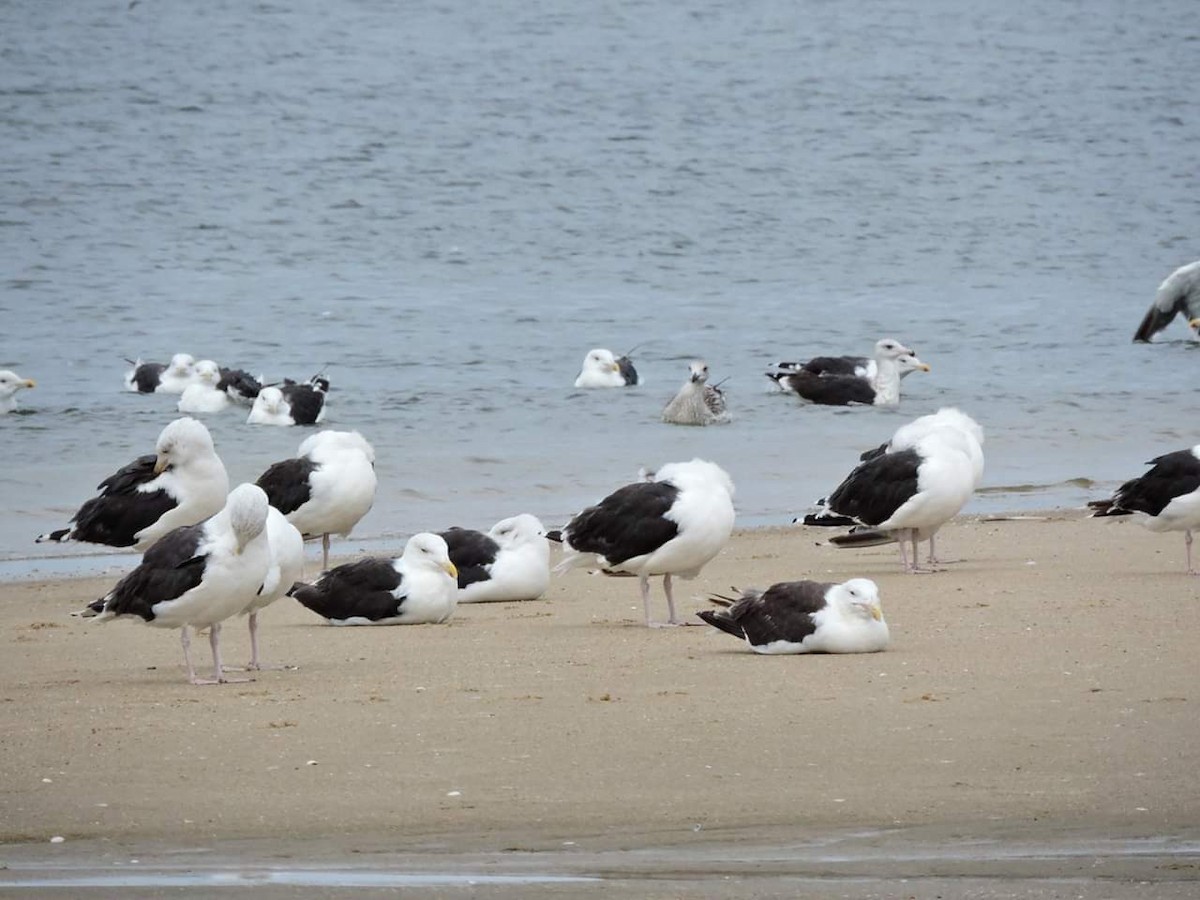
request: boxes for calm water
[2,0,1198,570]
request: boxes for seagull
[440,513,551,603]
[177,360,230,414]
[75,483,272,685]
[1089,445,1200,573]
[820,426,977,572]
[37,417,229,551]
[247,376,329,426]
[551,459,736,626]
[217,367,262,405]
[766,352,929,406]
[698,578,889,654]
[235,507,305,670]
[0,369,35,414]
[289,532,459,625]
[772,337,917,381]
[255,429,377,572]
[1132,260,1200,343]
[123,353,197,394]
[574,349,639,388]
[661,361,730,426]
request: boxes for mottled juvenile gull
[661,361,730,426]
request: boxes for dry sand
[1,512,1198,895]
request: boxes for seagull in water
[1132,260,1200,343]
[772,337,917,381]
[177,360,230,414]
[574,348,639,388]
[698,578,889,654]
[550,459,736,626]
[123,353,198,394]
[0,370,35,414]
[766,352,929,406]
[37,417,229,551]
[75,483,272,685]
[661,361,730,426]
[1089,444,1200,574]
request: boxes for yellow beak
[609,363,620,372]
[917,364,931,372]
[153,453,169,475]
[870,606,882,621]
[23,379,35,389]
[443,561,459,579]
[1190,318,1200,329]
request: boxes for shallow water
[3,0,1198,571]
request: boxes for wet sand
[1,512,1198,895]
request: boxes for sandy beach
[1,512,1198,896]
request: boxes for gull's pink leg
[322,533,331,572]
[1187,530,1196,575]
[639,574,653,627]
[898,532,912,573]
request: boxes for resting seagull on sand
[698,578,889,654]
[37,417,229,551]
[1089,445,1200,574]
[661,361,730,426]
[255,430,377,572]
[574,348,639,388]
[550,459,736,627]
[1132,260,1200,343]
[75,483,272,685]
[0,370,35,414]
[289,533,459,625]
[439,514,551,603]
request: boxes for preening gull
[37,417,229,551]
[820,426,977,572]
[773,337,916,381]
[1132,260,1200,343]
[439,513,551,603]
[574,349,639,388]
[550,458,736,626]
[218,367,262,405]
[289,532,459,625]
[236,507,305,670]
[661,361,730,426]
[124,353,197,394]
[247,375,329,426]
[698,578,889,654]
[177,360,230,414]
[0,370,35,414]
[1089,445,1200,573]
[766,352,929,406]
[255,429,377,571]
[75,483,272,685]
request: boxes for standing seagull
[574,349,639,388]
[822,427,976,573]
[661,361,730,426]
[255,430,377,572]
[440,513,551,603]
[766,353,929,406]
[551,459,736,626]
[1132,260,1200,342]
[289,533,459,625]
[698,579,889,654]
[37,417,229,551]
[0,370,35,414]
[235,507,305,670]
[1089,445,1200,573]
[75,483,272,685]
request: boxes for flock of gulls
[4,259,1200,684]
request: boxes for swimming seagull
[255,429,377,572]
[1089,445,1200,573]
[289,532,459,625]
[766,352,929,406]
[1132,260,1200,343]
[217,367,262,405]
[247,375,329,426]
[574,349,639,388]
[439,513,551,603]
[177,360,230,414]
[123,353,198,394]
[0,369,35,414]
[773,337,917,381]
[74,483,272,685]
[37,417,230,551]
[235,507,305,670]
[820,426,977,573]
[550,459,736,626]
[697,578,889,654]
[661,361,730,426]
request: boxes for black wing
[217,367,261,401]
[827,448,922,527]
[778,370,875,405]
[289,557,404,622]
[440,527,499,589]
[99,524,208,621]
[280,383,326,425]
[801,355,868,377]
[616,356,639,386]
[256,457,317,515]
[731,581,830,647]
[65,455,177,547]
[1133,295,1186,343]
[565,481,680,565]
[1104,449,1200,517]
[130,362,165,393]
